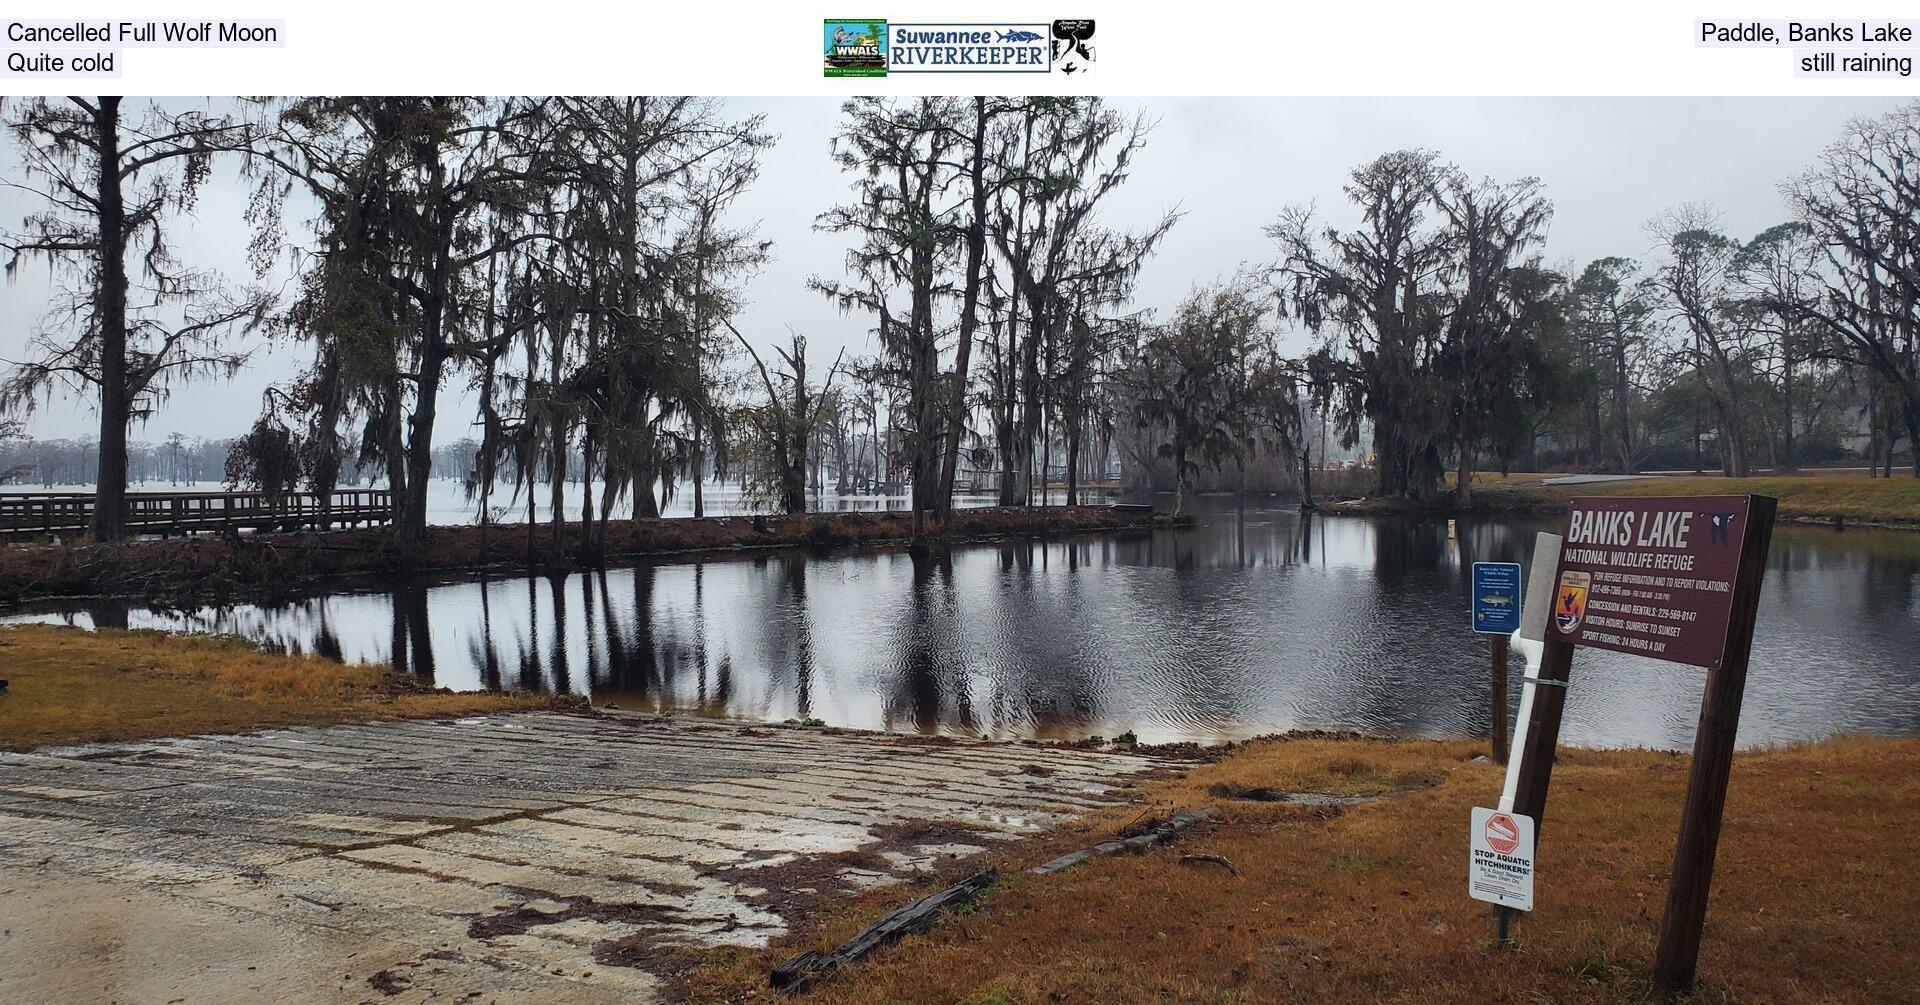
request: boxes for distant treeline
[2,97,1916,550]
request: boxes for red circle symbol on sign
[1484,813,1520,855]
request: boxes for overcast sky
[1,96,1904,442]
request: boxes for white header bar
[3,2,1919,94]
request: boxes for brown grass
[0,624,569,750]
[1517,475,1920,528]
[1339,473,1920,529]
[0,505,1151,604]
[680,735,1920,1004]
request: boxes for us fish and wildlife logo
[824,20,887,77]
[1554,570,1591,634]
[823,19,1091,75]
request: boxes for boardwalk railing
[0,489,394,539]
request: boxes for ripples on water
[11,500,1920,748]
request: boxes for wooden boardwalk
[0,488,392,539]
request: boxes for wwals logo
[824,20,887,77]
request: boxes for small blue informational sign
[1472,561,1523,634]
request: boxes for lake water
[8,500,1919,749]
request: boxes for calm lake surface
[9,499,1919,749]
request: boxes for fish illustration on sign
[1481,594,1513,606]
[1554,570,1591,634]
[996,29,1044,43]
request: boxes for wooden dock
[0,489,393,540]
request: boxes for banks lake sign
[1549,495,1755,669]
[1489,493,1777,994]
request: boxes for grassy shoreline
[1,625,1909,1000]
[680,733,1919,1004]
[0,505,1151,606]
[0,624,574,750]
[1330,473,1920,530]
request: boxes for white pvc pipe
[1499,532,1563,812]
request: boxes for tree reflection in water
[14,501,1920,749]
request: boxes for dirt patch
[865,818,1000,848]
[467,896,686,941]
[1209,784,1388,807]
[700,818,1008,922]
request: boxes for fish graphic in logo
[996,29,1044,43]
[1554,570,1591,634]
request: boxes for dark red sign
[1549,496,1756,670]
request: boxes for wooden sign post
[1490,635,1509,765]
[1651,495,1776,994]
[1471,561,1523,764]
[1538,494,1777,996]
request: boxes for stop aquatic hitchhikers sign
[1469,807,1535,911]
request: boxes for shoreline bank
[0,504,1152,605]
[1323,473,1920,531]
[681,731,1920,1004]
[0,624,575,751]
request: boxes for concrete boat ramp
[0,712,1158,1003]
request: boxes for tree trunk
[88,97,130,542]
[1614,344,1634,473]
[1297,439,1316,510]
[548,307,567,560]
[580,428,597,558]
[1692,400,1704,474]
[1903,394,1920,478]
[1372,419,1410,498]
[936,98,990,520]
[1455,432,1475,509]
[692,411,705,518]
[1065,420,1080,507]
[1780,351,1796,472]
[1172,443,1188,518]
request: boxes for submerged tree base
[0,505,1154,605]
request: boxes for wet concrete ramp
[0,712,1155,1003]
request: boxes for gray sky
[1,96,1904,442]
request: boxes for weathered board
[772,868,998,994]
